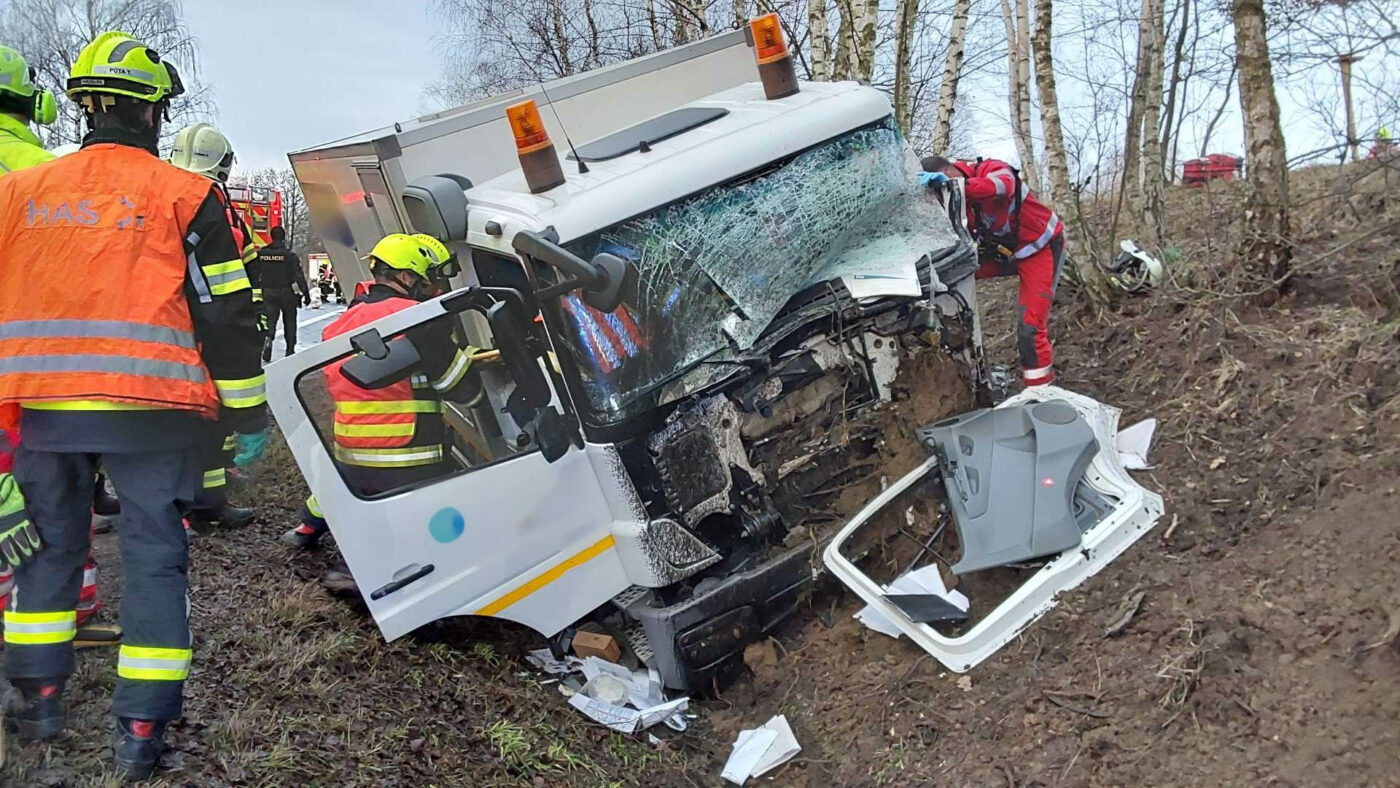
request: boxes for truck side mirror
[340,330,422,389]
[487,299,551,408]
[513,229,637,313]
[402,174,472,242]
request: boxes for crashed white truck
[268,31,1162,691]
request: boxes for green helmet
[365,233,439,279]
[66,31,184,103]
[0,46,56,125]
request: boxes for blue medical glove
[918,171,949,187]
[233,429,269,468]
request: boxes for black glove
[301,292,311,307]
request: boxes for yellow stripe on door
[473,535,616,617]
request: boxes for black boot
[93,475,122,534]
[186,503,256,530]
[113,717,167,781]
[7,681,65,742]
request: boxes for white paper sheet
[751,715,802,777]
[722,728,779,784]
[1115,417,1157,470]
[567,694,690,734]
[855,565,970,639]
[525,648,583,675]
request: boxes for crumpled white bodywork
[822,386,1165,672]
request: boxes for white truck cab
[268,75,997,689]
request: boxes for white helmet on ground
[1108,240,1165,293]
[169,122,235,182]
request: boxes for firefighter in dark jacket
[248,225,308,360]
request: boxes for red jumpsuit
[957,159,1065,385]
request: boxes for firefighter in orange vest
[282,233,480,549]
[0,33,266,779]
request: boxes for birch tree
[1139,0,1166,247]
[1232,0,1290,300]
[808,0,831,80]
[892,0,921,131]
[1031,0,1070,207]
[1000,0,1041,192]
[931,0,971,152]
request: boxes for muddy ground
[4,162,1399,786]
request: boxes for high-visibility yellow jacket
[0,114,53,176]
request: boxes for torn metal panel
[822,386,1165,672]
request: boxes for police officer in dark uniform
[248,225,308,360]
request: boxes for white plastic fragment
[1115,417,1157,470]
[855,565,969,639]
[567,694,690,734]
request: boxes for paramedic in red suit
[920,155,1065,386]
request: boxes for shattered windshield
[560,116,958,425]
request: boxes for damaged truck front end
[270,78,1159,694]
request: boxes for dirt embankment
[5,161,1399,786]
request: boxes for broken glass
[561,116,961,424]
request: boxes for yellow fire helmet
[364,233,437,279]
[66,31,184,103]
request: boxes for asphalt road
[265,301,347,357]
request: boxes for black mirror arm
[534,276,592,302]
[513,230,603,286]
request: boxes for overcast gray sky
[186,0,439,173]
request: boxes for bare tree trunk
[1014,0,1041,192]
[854,0,879,82]
[1001,0,1041,190]
[809,0,831,80]
[1140,0,1167,248]
[1033,0,1112,304]
[1232,0,1291,301]
[893,0,921,132]
[647,0,664,49]
[1338,54,1358,163]
[551,0,572,73]
[833,0,854,79]
[932,0,971,151]
[1160,0,1190,181]
[1032,0,1070,208]
[734,0,747,28]
[1116,0,1152,230]
[584,0,602,68]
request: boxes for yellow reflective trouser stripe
[334,422,416,438]
[222,434,236,451]
[430,347,475,392]
[242,244,258,264]
[117,645,192,681]
[214,374,267,408]
[333,444,443,468]
[335,400,440,415]
[306,495,323,518]
[203,468,226,489]
[3,610,77,645]
[251,288,264,303]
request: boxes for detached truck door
[263,292,635,641]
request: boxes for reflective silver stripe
[0,320,196,349]
[3,620,74,635]
[118,656,191,671]
[186,231,211,304]
[1012,213,1062,260]
[431,349,472,392]
[205,269,248,289]
[0,354,207,382]
[214,378,265,401]
[0,509,27,530]
[107,40,143,63]
[992,174,1009,196]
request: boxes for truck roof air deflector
[567,107,729,162]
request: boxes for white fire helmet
[169,122,235,182]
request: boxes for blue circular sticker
[428,508,465,544]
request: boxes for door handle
[370,564,435,600]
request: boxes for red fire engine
[1181,154,1243,187]
[226,184,284,247]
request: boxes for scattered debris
[1357,606,1400,653]
[722,714,801,785]
[525,648,582,675]
[534,654,693,734]
[956,675,974,692]
[1105,588,1147,637]
[568,693,690,734]
[1209,457,1226,470]
[1161,513,1180,545]
[1115,418,1157,470]
[573,630,622,662]
[855,565,969,639]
